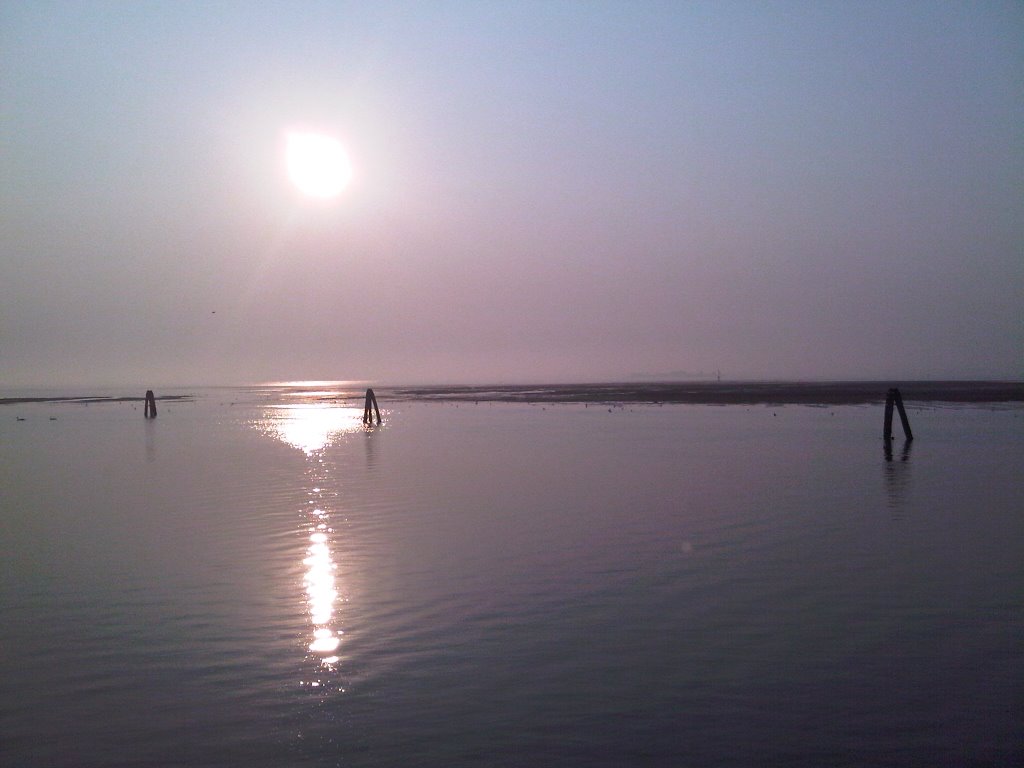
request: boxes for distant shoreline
[7,381,1021,407]
[386,381,1024,405]
[0,394,195,406]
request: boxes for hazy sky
[2,1,1022,387]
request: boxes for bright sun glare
[286,131,352,199]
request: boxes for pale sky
[2,1,1021,387]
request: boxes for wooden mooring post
[362,388,381,425]
[883,387,912,441]
[144,390,157,419]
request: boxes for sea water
[1,390,1021,766]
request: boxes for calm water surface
[1,390,1021,766]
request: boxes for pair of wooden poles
[362,387,381,425]
[883,387,912,441]
[144,390,157,418]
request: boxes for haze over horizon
[3,2,1022,388]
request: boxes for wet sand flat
[5,381,1022,409]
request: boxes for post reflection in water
[257,403,366,679]
[883,438,913,512]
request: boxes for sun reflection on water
[262,403,363,455]
[255,402,369,681]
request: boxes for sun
[285,131,352,199]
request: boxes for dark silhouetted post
[362,388,381,425]
[893,388,913,441]
[883,387,912,441]
[144,390,157,419]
